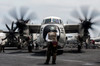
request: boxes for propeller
[5,7,37,35]
[70,6,100,37]
[4,22,17,41]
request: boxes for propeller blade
[6,24,10,31]
[89,25,100,37]
[89,9,100,19]
[9,8,18,20]
[4,35,9,40]
[13,26,18,31]
[20,7,29,20]
[25,12,37,20]
[91,19,100,26]
[2,35,9,40]
[13,35,17,40]
[25,20,29,23]
[80,6,89,20]
[91,24,100,32]
[11,22,14,30]
[89,25,94,30]
[71,9,82,19]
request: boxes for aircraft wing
[1,24,41,34]
[64,24,79,33]
[91,37,100,42]
[0,30,8,33]
[28,24,79,33]
[3,31,18,33]
[0,30,3,32]
[27,24,41,33]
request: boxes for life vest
[48,32,57,42]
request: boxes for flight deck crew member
[77,34,83,52]
[27,37,32,52]
[44,27,59,64]
[0,39,2,52]
[0,39,5,53]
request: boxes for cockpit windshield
[45,19,51,24]
[52,19,59,23]
[43,18,62,24]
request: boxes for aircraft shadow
[6,49,85,55]
[31,50,63,56]
[63,49,85,53]
[7,50,30,54]
[95,62,100,64]
[37,63,57,65]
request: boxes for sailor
[0,39,2,52]
[44,26,59,64]
[26,36,32,52]
[77,34,83,52]
[0,39,5,53]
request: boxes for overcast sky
[0,0,100,37]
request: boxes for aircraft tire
[17,45,22,49]
[78,45,81,52]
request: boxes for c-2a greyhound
[27,16,79,50]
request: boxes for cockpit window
[43,18,63,24]
[52,19,59,24]
[45,19,51,24]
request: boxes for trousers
[45,42,57,63]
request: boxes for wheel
[17,45,22,49]
[78,45,82,52]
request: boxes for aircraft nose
[43,25,60,41]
